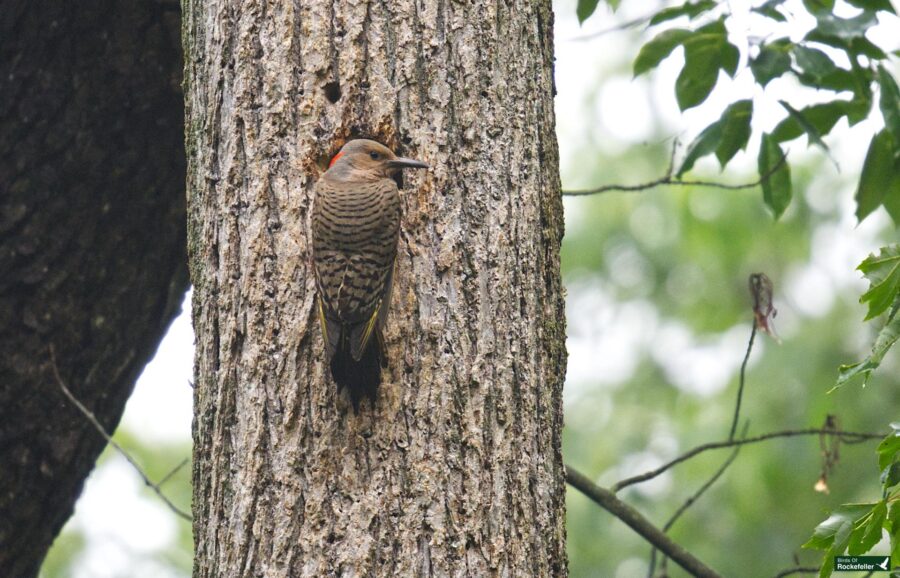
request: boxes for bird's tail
[330,328,384,413]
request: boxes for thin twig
[612,428,884,492]
[772,566,819,577]
[565,465,723,578]
[666,435,743,533]
[48,345,192,521]
[566,14,653,42]
[653,424,746,576]
[562,151,788,197]
[157,456,190,488]
[729,321,757,441]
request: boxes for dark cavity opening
[323,81,342,103]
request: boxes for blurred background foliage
[40,0,899,577]
[560,0,899,576]
[40,434,192,578]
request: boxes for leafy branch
[562,143,788,197]
[835,245,900,390]
[577,0,900,221]
[802,423,900,577]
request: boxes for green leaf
[577,0,601,24]
[807,30,887,60]
[798,69,858,93]
[793,45,853,90]
[804,504,877,551]
[812,11,877,40]
[805,11,887,60]
[803,0,834,14]
[882,461,900,490]
[676,51,721,110]
[796,68,858,93]
[847,97,873,126]
[836,303,900,387]
[856,131,897,223]
[716,100,753,165]
[779,100,830,152]
[634,29,693,76]
[649,0,716,25]
[890,502,900,565]
[859,244,900,320]
[834,517,855,555]
[849,501,887,555]
[677,100,754,176]
[879,157,900,225]
[751,40,792,86]
[675,20,737,110]
[818,549,836,578]
[889,496,900,530]
[878,65,900,149]
[721,41,740,77]
[794,46,849,82]
[794,45,834,75]
[846,0,895,13]
[759,133,792,218]
[772,101,849,142]
[678,120,724,177]
[890,494,900,526]
[849,37,888,60]
[753,0,787,21]
[878,426,900,472]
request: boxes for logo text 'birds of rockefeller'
[833,556,891,572]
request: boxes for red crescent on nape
[329,151,345,168]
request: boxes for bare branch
[49,344,192,521]
[653,426,746,576]
[772,566,819,577]
[729,321,757,441]
[562,152,788,197]
[565,465,723,578]
[667,438,742,534]
[565,14,652,42]
[157,456,191,488]
[612,428,884,492]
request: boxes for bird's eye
[369,151,380,160]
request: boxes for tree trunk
[0,1,187,576]
[184,0,567,575]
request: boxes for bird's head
[326,139,428,181]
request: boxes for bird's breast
[313,179,400,252]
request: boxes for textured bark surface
[184,0,567,575]
[0,2,187,576]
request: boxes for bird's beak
[388,157,429,170]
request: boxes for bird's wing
[317,295,341,360]
[348,259,395,361]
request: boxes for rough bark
[0,2,187,575]
[184,0,567,575]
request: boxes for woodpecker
[311,139,428,412]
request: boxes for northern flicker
[312,139,428,411]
